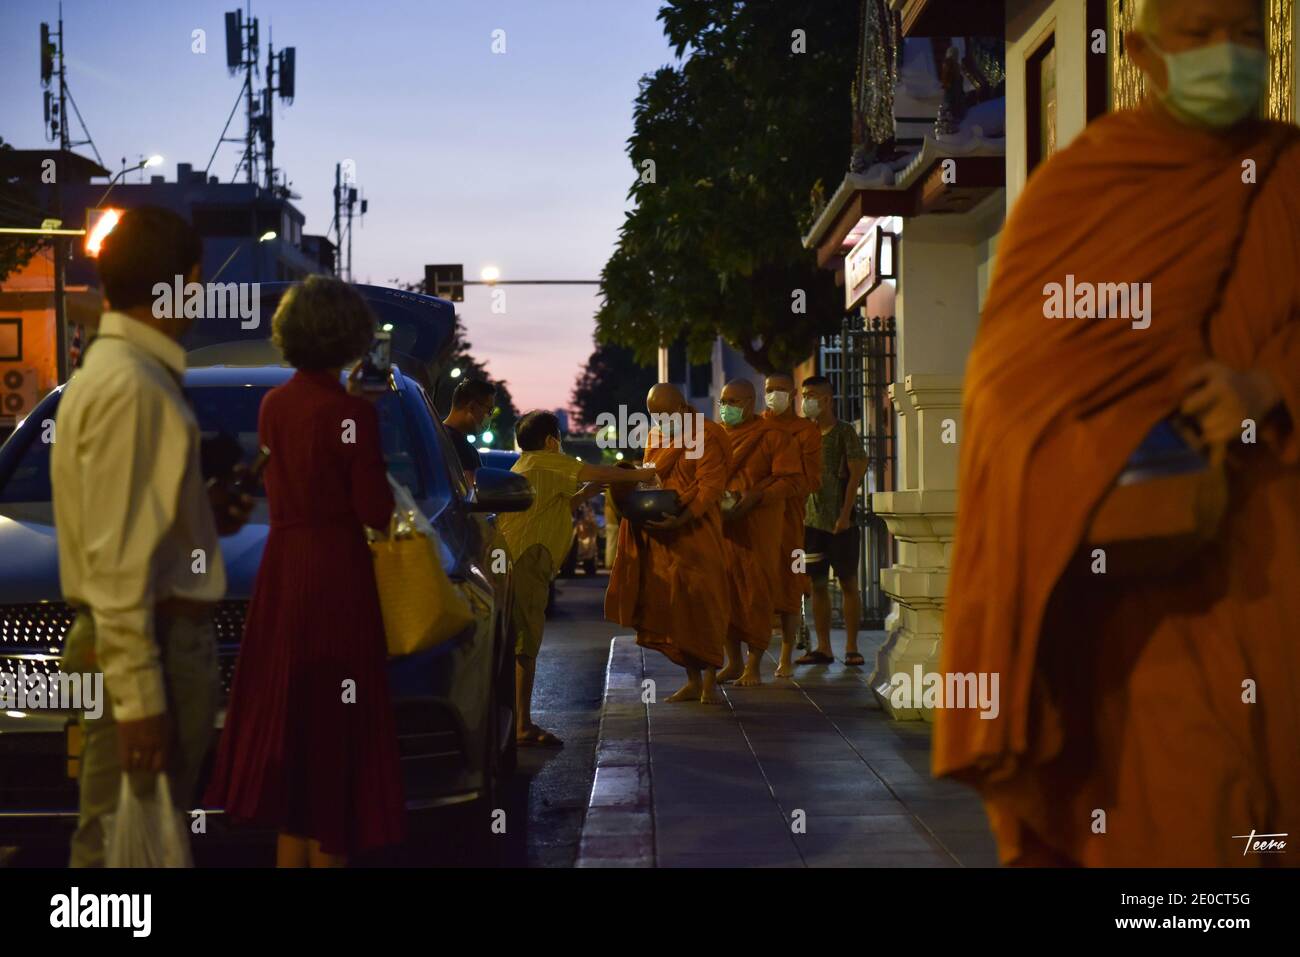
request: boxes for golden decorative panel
[1267,0,1294,122]
[1110,0,1144,112]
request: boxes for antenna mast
[41,2,102,164]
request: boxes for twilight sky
[0,0,674,412]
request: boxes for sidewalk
[576,631,999,868]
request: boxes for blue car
[0,288,532,842]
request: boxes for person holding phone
[205,275,405,867]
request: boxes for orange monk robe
[722,417,806,650]
[935,107,1300,867]
[605,419,732,669]
[762,410,822,614]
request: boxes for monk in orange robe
[716,379,805,686]
[762,372,822,677]
[606,383,732,703]
[935,0,1300,866]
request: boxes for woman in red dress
[206,276,405,866]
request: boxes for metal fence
[818,314,897,629]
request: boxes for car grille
[0,599,249,695]
[0,603,76,653]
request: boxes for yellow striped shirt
[497,450,584,565]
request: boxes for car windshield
[0,384,425,503]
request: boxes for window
[1026,29,1058,174]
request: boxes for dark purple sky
[0,0,673,412]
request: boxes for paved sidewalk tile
[577,633,999,868]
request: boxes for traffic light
[425,264,464,302]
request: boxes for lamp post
[208,229,276,283]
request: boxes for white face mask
[802,397,821,419]
[765,390,790,414]
[1148,37,1268,129]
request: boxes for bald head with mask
[1126,0,1268,130]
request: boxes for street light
[84,208,123,258]
[449,367,462,378]
[480,265,500,283]
[209,229,279,283]
[94,154,164,207]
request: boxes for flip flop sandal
[843,653,866,667]
[795,651,835,665]
[518,729,565,749]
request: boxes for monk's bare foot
[734,666,763,687]
[666,683,702,702]
[699,684,724,704]
[774,662,793,678]
[697,669,723,704]
[716,662,744,683]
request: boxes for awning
[803,134,1005,271]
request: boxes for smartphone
[359,330,393,391]
[235,446,271,496]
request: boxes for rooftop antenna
[262,28,296,193]
[331,168,368,282]
[40,2,103,165]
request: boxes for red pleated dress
[205,369,406,855]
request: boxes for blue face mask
[1148,38,1268,130]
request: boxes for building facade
[804,0,1296,719]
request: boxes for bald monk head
[1127,0,1266,130]
[764,373,795,417]
[718,378,756,428]
[647,382,689,415]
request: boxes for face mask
[1148,38,1268,129]
[802,398,821,419]
[765,390,790,414]
[719,404,744,427]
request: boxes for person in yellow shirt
[498,411,656,747]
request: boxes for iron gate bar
[817,314,896,629]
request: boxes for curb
[574,636,655,867]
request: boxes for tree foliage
[596,0,858,374]
[0,137,47,284]
[571,341,659,429]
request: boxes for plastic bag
[103,773,194,868]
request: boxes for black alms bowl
[620,488,682,523]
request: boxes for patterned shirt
[805,420,867,532]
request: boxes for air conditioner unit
[0,367,41,424]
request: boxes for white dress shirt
[52,311,226,721]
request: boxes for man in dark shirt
[443,378,496,481]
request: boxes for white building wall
[1005,0,1091,211]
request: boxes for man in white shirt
[53,206,251,866]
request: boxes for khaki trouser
[511,544,556,659]
[66,610,219,868]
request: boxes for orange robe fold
[605,419,732,669]
[721,416,805,650]
[936,107,1300,867]
[762,410,822,613]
